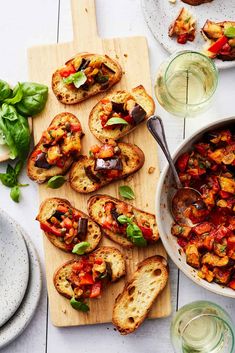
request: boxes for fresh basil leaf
[132,236,147,247]
[0,173,16,187]
[1,103,19,121]
[63,71,87,89]
[15,82,48,116]
[105,117,128,127]
[70,297,90,312]
[117,215,131,224]
[224,26,235,38]
[72,242,90,255]
[6,164,15,177]
[10,185,20,203]
[14,160,24,177]
[119,185,135,200]
[0,116,18,159]
[4,83,23,105]
[47,175,66,189]
[0,80,12,101]
[126,224,147,247]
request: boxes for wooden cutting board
[28,0,171,327]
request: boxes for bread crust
[88,85,155,142]
[69,142,145,193]
[36,197,101,253]
[87,194,159,248]
[112,255,169,334]
[27,112,84,184]
[52,53,122,105]
[53,246,126,299]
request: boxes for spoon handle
[147,115,182,189]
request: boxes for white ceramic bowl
[156,116,235,298]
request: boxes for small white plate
[142,0,235,70]
[0,223,42,349]
[0,210,29,327]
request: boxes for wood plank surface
[28,0,171,327]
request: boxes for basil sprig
[70,297,90,312]
[72,241,90,255]
[117,215,147,247]
[224,26,235,38]
[105,117,128,126]
[47,175,66,189]
[119,185,135,200]
[63,71,87,88]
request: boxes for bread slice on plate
[27,112,84,184]
[52,53,122,104]
[89,85,155,143]
[169,8,196,44]
[54,246,126,301]
[69,141,144,193]
[36,197,101,253]
[112,256,169,334]
[87,194,159,248]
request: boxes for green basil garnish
[70,297,90,312]
[10,185,20,203]
[15,82,48,116]
[117,215,147,247]
[4,83,23,105]
[224,26,235,38]
[72,242,90,255]
[63,71,87,89]
[105,117,128,126]
[119,185,135,200]
[0,80,12,101]
[47,175,66,189]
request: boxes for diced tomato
[177,153,190,172]
[69,273,80,286]
[57,205,68,213]
[61,217,73,229]
[104,202,114,212]
[72,262,83,272]
[40,222,62,237]
[177,237,188,249]
[106,170,119,178]
[208,36,228,54]
[177,33,188,44]
[193,222,213,235]
[139,225,153,241]
[59,63,76,78]
[90,282,102,298]
[100,114,109,128]
[227,236,235,250]
[213,225,232,242]
[219,190,232,199]
[220,43,231,54]
[90,145,100,154]
[56,158,65,168]
[95,258,104,265]
[194,143,209,156]
[187,168,206,177]
[79,273,94,285]
[228,280,235,290]
[70,124,81,132]
[98,144,114,159]
[123,115,134,124]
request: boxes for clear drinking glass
[171,301,235,353]
[155,51,218,117]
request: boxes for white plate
[142,0,235,70]
[0,224,42,349]
[0,210,29,327]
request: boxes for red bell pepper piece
[177,34,188,44]
[177,153,190,172]
[219,190,232,199]
[177,237,188,249]
[227,236,235,250]
[59,63,76,78]
[79,273,94,285]
[95,258,104,265]
[193,222,213,235]
[214,226,232,242]
[40,222,62,237]
[208,36,228,54]
[56,158,65,168]
[139,225,153,241]
[90,282,102,298]
[70,124,81,132]
[57,205,68,214]
[72,261,84,273]
[194,143,209,156]
[228,280,235,290]
[61,217,73,229]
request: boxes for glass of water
[155,51,218,117]
[171,301,235,353]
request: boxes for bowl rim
[156,115,235,298]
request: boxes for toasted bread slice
[54,246,126,299]
[27,112,84,184]
[89,85,155,142]
[169,8,196,42]
[181,0,212,5]
[52,53,122,105]
[87,194,159,248]
[69,142,145,194]
[36,198,101,253]
[112,256,169,334]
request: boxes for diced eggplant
[105,261,113,281]
[94,157,123,171]
[84,166,100,183]
[35,152,51,169]
[111,208,120,222]
[77,217,88,240]
[111,101,125,114]
[51,210,64,221]
[78,58,90,71]
[130,104,146,125]
[101,63,116,74]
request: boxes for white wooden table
[0,1,234,352]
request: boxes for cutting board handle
[71,0,98,42]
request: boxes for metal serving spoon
[147,115,207,227]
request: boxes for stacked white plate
[0,209,42,349]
